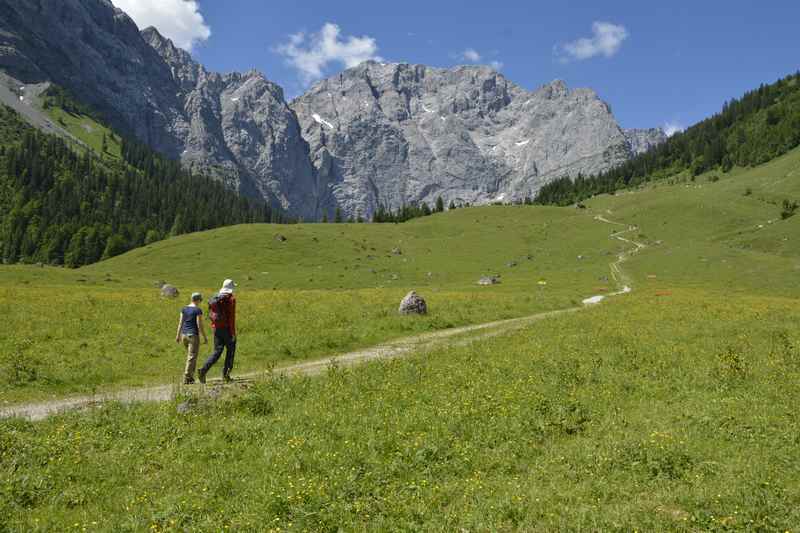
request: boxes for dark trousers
[201,328,236,377]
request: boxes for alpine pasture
[1,147,799,531]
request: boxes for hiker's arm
[198,314,207,344]
[230,299,236,339]
[175,313,182,343]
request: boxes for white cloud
[557,21,628,62]
[113,0,211,52]
[458,48,503,71]
[275,23,382,85]
[461,48,482,62]
[664,121,684,137]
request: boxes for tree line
[371,196,464,223]
[535,71,800,206]
[0,105,284,267]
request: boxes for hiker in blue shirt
[175,292,208,384]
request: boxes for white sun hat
[220,279,236,295]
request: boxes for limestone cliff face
[0,0,315,214]
[0,0,665,220]
[291,62,651,218]
[142,28,317,215]
[624,128,668,156]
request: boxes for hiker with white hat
[198,279,237,383]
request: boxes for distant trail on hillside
[582,215,645,304]
[1,214,644,422]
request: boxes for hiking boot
[198,368,207,384]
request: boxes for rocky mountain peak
[0,0,667,221]
[624,128,668,155]
[290,61,644,218]
[141,27,202,91]
[542,79,569,99]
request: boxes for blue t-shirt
[180,306,203,336]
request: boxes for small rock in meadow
[275,234,287,242]
[426,272,433,278]
[478,276,500,286]
[160,284,179,298]
[506,261,517,268]
[390,273,399,281]
[399,291,428,315]
[391,247,402,255]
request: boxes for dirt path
[583,215,645,304]
[1,214,644,422]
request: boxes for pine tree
[0,104,285,267]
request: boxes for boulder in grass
[391,247,402,255]
[275,234,287,243]
[399,291,428,315]
[160,284,179,298]
[477,276,500,286]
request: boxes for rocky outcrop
[141,28,318,215]
[624,128,668,156]
[160,284,179,298]
[0,0,665,221]
[0,0,315,215]
[291,62,659,218]
[399,291,428,315]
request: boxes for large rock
[160,284,179,298]
[399,291,427,315]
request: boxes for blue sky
[117,0,800,132]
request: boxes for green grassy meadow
[3,289,799,531]
[0,206,616,403]
[45,106,122,159]
[1,147,799,530]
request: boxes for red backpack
[208,293,230,327]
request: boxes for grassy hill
[1,145,799,529]
[537,71,800,205]
[0,204,616,403]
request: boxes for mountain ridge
[0,0,665,219]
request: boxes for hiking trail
[1,213,644,421]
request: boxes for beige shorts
[182,334,200,380]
